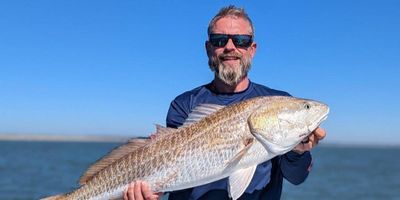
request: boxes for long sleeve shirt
[166,81,312,200]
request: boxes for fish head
[248,97,329,153]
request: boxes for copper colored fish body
[42,96,329,200]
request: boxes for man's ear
[249,42,257,58]
[205,41,213,57]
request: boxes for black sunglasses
[209,34,253,48]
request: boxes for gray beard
[209,54,252,86]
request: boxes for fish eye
[304,103,311,109]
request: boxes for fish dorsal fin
[151,124,177,139]
[79,124,179,185]
[155,124,176,135]
[79,137,150,185]
[182,104,225,126]
[228,165,257,200]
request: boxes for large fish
[42,96,329,200]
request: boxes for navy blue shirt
[166,81,312,200]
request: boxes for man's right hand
[123,181,162,200]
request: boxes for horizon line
[1,133,399,148]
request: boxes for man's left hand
[292,127,326,154]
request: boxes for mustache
[218,52,242,60]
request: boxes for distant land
[1,133,399,149]
[0,133,132,142]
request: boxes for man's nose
[224,38,236,51]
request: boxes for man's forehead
[211,16,253,35]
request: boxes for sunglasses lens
[232,35,252,48]
[209,34,252,48]
[209,34,228,47]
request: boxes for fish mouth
[316,106,329,125]
[320,107,329,123]
[321,114,328,122]
[318,114,328,125]
[307,109,329,134]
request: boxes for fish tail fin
[40,194,67,200]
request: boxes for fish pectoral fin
[228,165,257,200]
[252,131,287,154]
[225,137,254,170]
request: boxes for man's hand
[123,181,162,200]
[292,127,326,154]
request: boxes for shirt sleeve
[279,151,312,185]
[166,98,191,128]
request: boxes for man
[124,5,326,200]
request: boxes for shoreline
[0,133,132,142]
[1,134,399,148]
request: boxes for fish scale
[42,96,329,200]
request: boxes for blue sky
[1,0,399,145]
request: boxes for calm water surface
[0,141,399,200]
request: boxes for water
[1,141,399,200]
[0,141,119,199]
[282,145,400,200]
